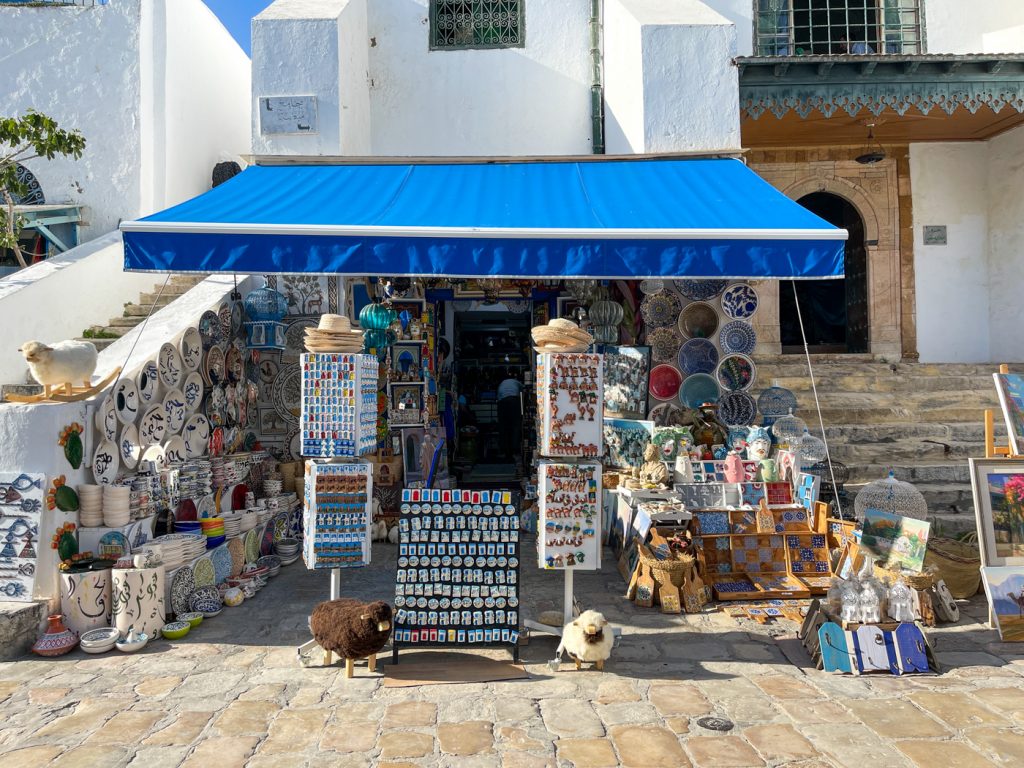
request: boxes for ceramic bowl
[190,586,222,615]
[161,621,191,640]
[80,627,119,654]
[223,587,244,607]
[241,583,257,599]
[177,611,204,629]
[115,633,149,653]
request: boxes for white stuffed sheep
[19,340,98,392]
[560,609,614,671]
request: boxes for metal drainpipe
[590,0,605,154]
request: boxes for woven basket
[637,547,691,590]
[924,537,982,598]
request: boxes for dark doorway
[781,192,869,354]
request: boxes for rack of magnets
[392,488,521,663]
[302,460,373,569]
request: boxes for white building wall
[985,126,1024,362]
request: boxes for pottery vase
[112,567,167,638]
[723,452,745,483]
[59,568,112,636]
[759,459,778,482]
[32,614,79,657]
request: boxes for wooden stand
[4,367,122,403]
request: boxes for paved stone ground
[2,540,1024,767]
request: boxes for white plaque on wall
[259,95,318,135]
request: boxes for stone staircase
[756,356,1021,529]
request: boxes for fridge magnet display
[299,353,378,457]
[537,353,603,458]
[603,419,654,471]
[538,462,602,570]
[303,461,373,569]
[602,345,651,419]
[971,458,1024,566]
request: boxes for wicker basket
[924,537,982,598]
[637,546,691,590]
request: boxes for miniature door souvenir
[894,623,929,673]
[853,625,892,673]
[818,622,855,674]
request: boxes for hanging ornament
[243,285,288,351]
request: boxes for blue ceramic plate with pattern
[170,565,195,617]
[716,354,756,392]
[640,292,682,328]
[675,279,727,301]
[718,391,757,426]
[758,386,798,417]
[679,373,720,409]
[211,545,231,584]
[721,283,759,320]
[719,320,757,355]
[678,338,719,375]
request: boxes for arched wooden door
[780,192,868,353]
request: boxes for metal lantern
[589,299,624,327]
[243,285,288,351]
[359,302,397,331]
[799,429,828,463]
[771,411,807,446]
[854,471,929,521]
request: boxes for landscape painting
[994,373,1024,455]
[860,509,930,572]
[970,459,1024,566]
[981,566,1024,642]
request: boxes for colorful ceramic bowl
[160,621,191,640]
[80,627,119,654]
[177,611,204,629]
[115,632,149,653]
[223,587,244,607]
[190,586,222,615]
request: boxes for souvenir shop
[16,156,968,673]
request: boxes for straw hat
[304,315,366,353]
[317,314,353,333]
[530,318,594,354]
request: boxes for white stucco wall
[985,126,1024,362]
[605,0,741,154]
[924,1,1024,54]
[701,0,754,56]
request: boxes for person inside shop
[497,369,523,462]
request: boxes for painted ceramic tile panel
[0,473,44,601]
[861,509,931,572]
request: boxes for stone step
[0,383,42,402]
[105,316,144,328]
[763,374,1004,395]
[137,292,184,307]
[122,303,164,317]
[848,462,971,485]
[166,274,209,287]
[826,440,986,463]
[757,359,1024,377]
[79,337,118,352]
[85,325,133,339]
[819,421,1003,443]
[817,405,987,425]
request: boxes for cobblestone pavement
[2,541,1024,767]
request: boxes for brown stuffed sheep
[310,598,392,676]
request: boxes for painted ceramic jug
[32,614,79,657]
[759,459,779,483]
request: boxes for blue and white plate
[211,545,232,584]
[758,386,798,417]
[721,283,759,319]
[678,338,719,376]
[675,279,727,301]
[719,320,757,355]
[718,391,757,426]
[679,373,721,409]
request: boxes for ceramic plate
[218,302,233,340]
[192,555,216,588]
[675,279,727,301]
[639,292,682,328]
[230,302,244,337]
[158,342,183,389]
[92,438,119,484]
[205,346,225,387]
[97,530,130,560]
[119,423,141,470]
[114,378,140,425]
[647,401,688,427]
[182,372,204,415]
[170,566,196,617]
[719,320,757,355]
[227,538,245,577]
[260,521,277,557]
[211,545,232,583]
[225,346,243,383]
[244,528,260,564]
[718,390,758,426]
[139,404,168,446]
[678,301,719,340]
[196,494,216,519]
[679,373,721,409]
[164,435,187,465]
[638,279,664,295]
[198,310,220,350]
[136,360,160,405]
[96,394,118,442]
[179,327,203,372]
[716,353,756,391]
[721,283,759,319]
[140,442,166,470]
[646,327,682,363]
[183,414,210,458]
[678,338,720,376]
[648,364,683,401]
[162,388,188,434]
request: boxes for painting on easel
[981,566,1024,642]
[970,458,1024,567]
[994,373,1024,455]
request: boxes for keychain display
[302,461,373,569]
[537,353,603,458]
[299,353,378,458]
[392,488,521,655]
[538,462,602,570]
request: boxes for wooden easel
[985,364,1024,459]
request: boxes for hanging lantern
[359,302,397,331]
[588,299,624,327]
[771,410,807,446]
[799,429,828,464]
[243,285,288,351]
[592,326,619,344]
[854,471,928,521]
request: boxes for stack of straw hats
[531,318,594,354]
[304,315,365,353]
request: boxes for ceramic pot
[32,614,79,657]
[723,452,745,484]
[112,567,166,639]
[59,568,112,636]
[223,587,244,607]
[759,459,779,483]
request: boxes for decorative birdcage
[854,470,929,521]
[758,384,798,418]
[243,285,288,351]
[799,429,828,464]
[771,411,807,446]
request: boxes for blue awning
[120,158,846,279]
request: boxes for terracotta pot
[32,614,79,657]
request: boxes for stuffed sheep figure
[309,598,392,676]
[559,609,614,671]
[19,340,97,393]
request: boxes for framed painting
[981,566,1024,642]
[391,343,423,379]
[389,383,425,426]
[970,458,1024,567]
[860,508,930,573]
[346,277,374,325]
[556,297,583,321]
[602,345,651,419]
[389,298,427,330]
[994,373,1024,455]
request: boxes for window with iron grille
[430,1,523,50]
[755,1,924,56]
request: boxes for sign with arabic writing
[259,95,318,135]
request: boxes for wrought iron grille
[755,0,923,56]
[430,1,524,50]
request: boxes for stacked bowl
[103,486,132,528]
[221,512,242,539]
[275,538,300,565]
[201,518,225,549]
[78,485,104,527]
[80,627,119,654]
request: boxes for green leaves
[64,430,84,470]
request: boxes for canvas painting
[994,373,1024,455]
[981,566,1024,642]
[860,508,931,572]
[602,346,651,419]
[970,458,1024,566]
[0,473,45,601]
[603,419,654,470]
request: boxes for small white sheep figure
[19,340,98,396]
[387,524,400,544]
[560,609,614,671]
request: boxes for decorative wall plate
[98,531,130,560]
[639,279,664,295]
[230,302,244,337]
[162,388,187,434]
[646,327,682,363]
[640,292,682,328]
[192,556,215,589]
[113,378,139,425]
[158,342,183,389]
[758,386,798,417]
[212,546,232,583]
[96,395,118,442]
[92,438,119,484]
[179,327,203,372]
[164,435,187,465]
[676,279,727,301]
[139,404,168,446]
[679,372,721,409]
[182,372,204,415]
[227,538,244,577]
[718,391,758,426]
[119,424,141,470]
[170,565,196,617]
[649,364,683,401]
[721,283,759,319]
[678,338,720,375]
[198,310,220,350]
[184,414,211,458]
[218,302,232,339]
[244,528,260,563]
[678,301,719,339]
[647,401,688,427]
[225,346,243,383]
[716,353,757,391]
[205,346,225,387]
[719,320,757,355]
[140,443,166,470]
[137,361,160,405]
